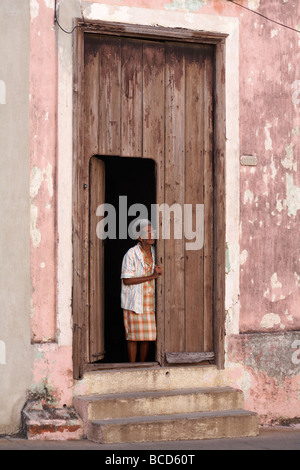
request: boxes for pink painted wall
[30,0,57,342]
[30,0,73,407]
[238,2,300,333]
[225,0,300,424]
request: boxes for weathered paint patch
[30,164,53,200]
[285,173,300,217]
[225,243,230,273]
[240,250,248,266]
[271,272,282,289]
[244,189,254,204]
[270,29,278,39]
[30,166,44,199]
[292,80,300,106]
[270,156,277,179]
[291,340,300,365]
[264,123,273,151]
[30,378,57,405]
[86,3,131,22]
[44,163,54,198]
[260,313,282,329]
[164,0,206,11]
[43,0,54,8]
[263,272,293,306]
[33,345,73,407]
[226,363,253,400]
[228,332,300,382]
[30,205,42,248]
[30,0,39,21]
[248,0,260,10]
[281,142,296,171]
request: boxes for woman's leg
[127,341,137,362]
[139,341,150,362]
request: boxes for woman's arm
[122,274,156,286]
[122,265,162,286]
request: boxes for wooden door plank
[164,44,185,353]
[84,37,100,158]
[98,37,121,155]
[142,42,165,363]
[214,42,226,369]
[184,46,205,352]
[165,351,214,364]
[121,39,143,157]
[89,157,105,362]
[203,51,214,353]
[73,28,86,379]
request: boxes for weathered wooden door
[75,32,218,372]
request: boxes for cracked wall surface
[239,0,300,335]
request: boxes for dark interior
[95,155,156,363]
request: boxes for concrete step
[87,409,259,444]
[73,367,259,444]
[22,400,84,441]
[74,387,244,424]
[73,365,226,396]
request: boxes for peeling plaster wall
[227,332,300,425]
[0,1,32,434]
[29,0,74,409]
[232,0,300,424]
[30,0,57,343]
[238,0,300,335]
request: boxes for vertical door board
[84,38,100,157]
[214,42,226,369]
[184,45,205,353]
[142,42,165,363]
[73,28,86,379]
[89,157,105,362]
[98,37,121,155]
[203,53,214,353]
[121,40,143,156]
[165,44,185,353]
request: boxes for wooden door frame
[72,20,227,380]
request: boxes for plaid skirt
[123,309,156,341]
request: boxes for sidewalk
[1,428,299,450]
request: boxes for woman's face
[139,225,155,245]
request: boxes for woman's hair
[133,219,151,239]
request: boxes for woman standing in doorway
[121,219,162,362]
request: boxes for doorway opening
[90,155,157,365]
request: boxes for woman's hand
[153,265,163,278]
